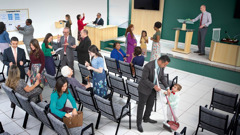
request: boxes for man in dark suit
[137,55,171,133]
[76,29,91,84]
[93,13,104,26]
[3,37,26,79]
[56,27,77,75]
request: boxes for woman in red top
[27,39,46,91]
[77,13,88,41]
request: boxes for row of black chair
[2,84,94,135]
[68,78,138,135]
[195,88,239,135]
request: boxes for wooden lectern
[172,19,194,54]
[85,25,118,49]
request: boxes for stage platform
[100,36,240,85]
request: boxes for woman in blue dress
[85,45,107,97]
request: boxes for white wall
[0,0,107,41]
[109,0,129,28]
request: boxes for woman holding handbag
[50,77,78,120]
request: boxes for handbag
[63,111,83,128]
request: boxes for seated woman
[5,65,42,103]
[50,77,78,120]
[61,65,91,90]
[110,42,127,69]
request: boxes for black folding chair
[0,53,6,82]
[195,106,229,135]
[104,56,121,76]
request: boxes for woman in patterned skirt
[150,22,162,60]
[85,45,107,98]
[27,39,46,100]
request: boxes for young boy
[164,84,182,122]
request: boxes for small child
[131,47,144,67]
[164,84,182,122]
[140,30,148,57]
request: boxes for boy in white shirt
[164,84,182,122]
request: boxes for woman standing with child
[150,22,162,60]
[140,30,148,57]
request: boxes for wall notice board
[0,9,29,32]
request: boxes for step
[104,47,113,51]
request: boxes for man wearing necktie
[3,37,26,79]
[192,5,212,55]
[93,13,104,26]
[136,55,171,133]
[56,27,77,76]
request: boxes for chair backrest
[0,52,4,62]
[73,50,78,61]
[119,61,133,79]
[68,84,79,102]
[44,73,56,88]
[198,106,229,135]
[94,95,116,121]
[159,73,169,89]
[134,65,143,83]
[126,80,139,102]
[47,113,70,135]
[15,93,37,118]
[104,56,119,75]
[75,87,98,112]
[2,84,21,108]
[211,88,239,113]
[30,102,53,130]
[108,74,128,96]
[78,63,92,82]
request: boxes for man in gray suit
[16,19,34,54]
[57,27,77,76]
[137,55,171,133]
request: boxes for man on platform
[16,19,34,54]
[137,55,171,133]
[191,5,212,55]
[93,13,104,26]
[56,27,77,76]
[3,37,26,79]
[76,29,91,84]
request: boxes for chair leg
[11,106,16,119]
[95,112,101,129]
[201,128,203,132]
[129,104,131,129]
[115,121,121,135]
[38,123,44,135]
[195,124,199,135]
[22,112,29,129]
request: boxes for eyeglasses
[63,32,69,33]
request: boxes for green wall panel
[161,0,240,47]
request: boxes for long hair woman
[85,45,107,97]
[6,65,42,102]
[42,33,56,76]
[27,39,46,92]
[0,22,10,53]
[125,24,137,63]
[50,77,77,120]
